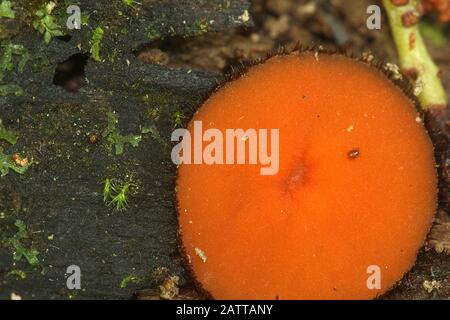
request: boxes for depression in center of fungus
[176,52,437,300]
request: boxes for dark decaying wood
[0,0,248,300]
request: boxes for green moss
[62,0,80,6]
[143,91,172,123]
[121,0,137,7]
[146,107,161,122]
[32,2,64,44]
[103,177,113,202]
[102,178,135,211]
[172,110,185,128]
[108,48,118,63]
[110,182,130,211]
[0,148,30,176]
[190,18,209,36]
[102,111,142,156]
[80,12,90,26]
[142,91,172,107]
[6,220,39,266]
[8,269,27,279]
[0,84,23,96]
[0,118,17,144]
[68,292,77,299]
[120,274,140,288]
[141,125,167,147]
[0,42,30,81]
[90,27,104,62]
[0,0,15,19]
[0,119,31,176]
[147,24,161,41]
[119,26,129,35]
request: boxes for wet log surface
[0,0,449,300]
[0,62,218,299]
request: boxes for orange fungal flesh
[177,53,437,300]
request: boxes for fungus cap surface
[177,53,437,300]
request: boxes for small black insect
[347,148,360,159]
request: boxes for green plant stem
[382,0,448,109]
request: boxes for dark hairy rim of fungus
[197,44,423,119]
[424,106,450,211]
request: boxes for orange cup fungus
[176,51,437,299]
